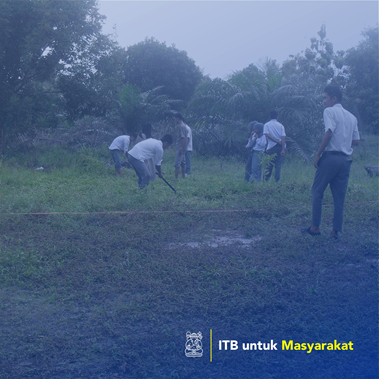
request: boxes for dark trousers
[127,153,151,189]
[311,154,352,232]
[245,149,253,181]
[264,144,283,182]
[185,151,191,174]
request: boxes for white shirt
[263,119,286,150]
[323,104,360,156]
[185,124,193,151]
[246,135,267,152]
[109,135,130,154]
[128,138,164,166]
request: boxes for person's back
[127,135,173,189]
[128,138,163,165]
[263,119,286,150]
[109,135,130,153]
[323,104,358,156]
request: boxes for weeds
[0,139,378,379]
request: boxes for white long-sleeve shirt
[128,138,164,166]
[246,135,267,152]
[109,135,131,154]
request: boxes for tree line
[0,0,377,157]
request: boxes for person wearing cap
[301,85,360,239]
[109,133,137,176]
[127,135,173,189]
[246,123,266,183]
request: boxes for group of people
[109,85,360,240]
[244,110,286,183]
[108,113,193,190]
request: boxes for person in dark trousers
[109,133,136,176]
[127,135,173,189]
[185,123,192,176]
[173,113,188,179]
[301,85,360,240]
[263,110,286,182]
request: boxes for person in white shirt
[127,135,173,189]
[263,110,286,182]
[245,121,258,181]
[109,134,136,176]
[134,123,157,182]
[302,85,360,239]
[173,113,189,179]
[245,123,266,183]
[185,124,193,176]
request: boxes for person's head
[323,85,342,108]
[130,133,137,141]
[173,112,185,123]
[142,123,152,138]
[161,134,173,149]
[248,121,258,135]
[270,110,278,120]
[253,123,264,137]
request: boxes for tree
[118,84,180,134]
[0,0,108,154]
[344,27,379,133]
[57,37,127,121]
[280,24,348,89]
[124,38,203,105]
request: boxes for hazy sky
[98,1,378,79]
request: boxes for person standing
[246,123,266,183]
[263,110,286,182]
[245,121,258,181]
[109,134,136,176]
[127,135,173,189]
[173,113,188,179]
[302,85,360,239]
[185,123,193,176]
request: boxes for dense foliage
[344,27,379,134]
[0,0,377,158]
[0,0,114,153]
[124,37,203,105]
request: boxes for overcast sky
[98,1,378,79]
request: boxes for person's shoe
[330,231,339,240]
[301,226,321,236]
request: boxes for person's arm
[156,165,163,178]
[352,140,360,146]
[246,132,256,148]
[314,129,333,169]
[264,133,282,144]
[280,136,286,156]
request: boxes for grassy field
[0,137,378,379]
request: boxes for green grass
[0,139,378,379]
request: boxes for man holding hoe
[127,134,173,189]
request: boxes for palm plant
[117,84,181,134]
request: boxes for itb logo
[185,331,203,358]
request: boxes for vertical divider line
[210,329,212,362]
